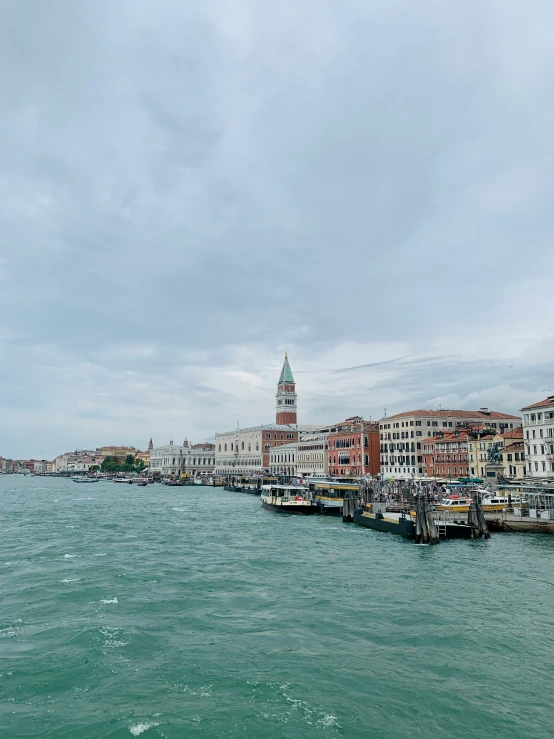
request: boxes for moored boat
[309,481,360,516]
[261,484,317,514]
[436,492,524,513]
[73,476,99,483]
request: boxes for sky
[1,0,553,459]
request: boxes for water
[1,477,553,738]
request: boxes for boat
[354,501,479,540]
[436,492,523,513]
[260,484,317,514]
[309,481,360,516]
[135,480,148,487]
[73,476,99,483]
[113,478,133,484]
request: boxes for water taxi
[72,476,99,483]
[261,484,317,514]
[308,481,360,515]
[436,493,523,513]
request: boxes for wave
[129,722,159,736]
[63,554,78,558]
[100,597,118,604]
[61,578,80,583]
[94,553,107,557]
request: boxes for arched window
[231,443,234,451]
[241,441,244,450]
[218,444,221,452]
[224,444,227,452]
[265,444,270,452]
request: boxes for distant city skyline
[1,1,553,458]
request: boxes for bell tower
[276,353,297,425]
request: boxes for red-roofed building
[328,417,380,477]
[379,408,521,479]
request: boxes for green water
[1,477,553,738]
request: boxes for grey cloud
[0,0,552,456]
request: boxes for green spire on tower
[278,353,295,384]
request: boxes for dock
[485,512,554,534]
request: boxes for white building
[149,441,215,477]
[379,408,521,479]
[297,432,329,477]
[54,451,105,473]
[522,397,554,478]
[182,444,216,477]
[269,442,298,476]
[215,425,293,475]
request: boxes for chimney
[479,407,491,415]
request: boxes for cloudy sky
[1,0,553,458]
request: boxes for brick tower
[275,353,297,425]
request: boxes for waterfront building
[328,417,380,477]
[379,409,521,479]
[522,397,554,477]
[421,425,526,480]
[297,432,330,477]
[183,443,216,477]
[149,441,216,477]
[215,424,299,475]
[269,442,298,477]
[96,445,137,458]
[149,441,187,477]
[0,458,15,473]
[54,451,105,473]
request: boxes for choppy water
[1,477,554,738]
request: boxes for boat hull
[262,502,317,515]
[315,501,342,516]
[354,510,415,538]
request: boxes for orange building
[328,417,380,477]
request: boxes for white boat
[73,477,99,483]
[261,484,317,514]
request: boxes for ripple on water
[2,479,554,739]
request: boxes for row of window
[527,444,554,456]
[381,420,515,431]
[529,461,554,472]
[524,412,554,423]
[381,455,423,465]
[381,443,421,453]
[526,427,554,439]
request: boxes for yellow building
[468,427,525,480]
[97,446,137,458]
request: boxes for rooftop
[521,396,554,411]
[216,424,297,436]
[502,427,524,440]
[381,409,521,422]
